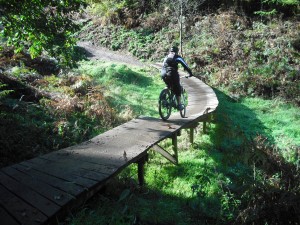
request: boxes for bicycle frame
[158,79,187,120]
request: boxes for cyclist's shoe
[178,104,184,111]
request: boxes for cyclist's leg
[171,73,182,109]
[162,75,171,90]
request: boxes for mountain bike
[158,77,188,121]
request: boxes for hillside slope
[78,10,300,105]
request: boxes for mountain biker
[161,46,193,110]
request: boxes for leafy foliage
[86,0,162,27]
[255,0,300,16]
[86,0,126,24]
[79,24,159,59]
[0,0,86,65]
[183,12,300,105]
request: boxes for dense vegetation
[81,0,300,106]
[0,0,300,224]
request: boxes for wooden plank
[26,119,174,175]
[0,184,48,225]
[184,122,199,129]
[23,156,112,183]
[38,155,115,178]
[13,164,84,196]
[0,172,60,218]
[152,145,178,165]
[74,169,110,182]
[11,165,106,222]
[0,206,20,225]
[2,167,73,207]
[37,147,127,168]
[21,160,98,189]
[39,152,118,176]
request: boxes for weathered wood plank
[13,164,84,196]
[23,156,113,182]
[0,172,60,217]
[21,160,98,189]
[0,206,20,225]
[2,167,73,206]
[30,155,116,179]
[0,184,48,225]
[39,151,119,174]
[152,145,178,165]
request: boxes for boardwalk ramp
[0,71,218,225]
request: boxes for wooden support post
[203,122,207,134]
[152,145,178,165]
[177,129,181,136]
[137,154,148,186]
[189,128,194,144]
[172,133,178,163]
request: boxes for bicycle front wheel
[180,88,187,118]
[158,89,172,121]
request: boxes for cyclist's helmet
[170,46,179,54]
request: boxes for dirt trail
[77,41,145,67]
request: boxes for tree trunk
[179,0,183,56]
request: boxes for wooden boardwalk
[0,74,218,225]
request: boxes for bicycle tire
[158,89,172,121]
[180,88,187,118]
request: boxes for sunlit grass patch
[241,97,300,161]
[78,60,163,119]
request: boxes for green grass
[78,60,163,119]
[240,97,300,162]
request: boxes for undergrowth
[80,10,300,106]
[0,55,162,167]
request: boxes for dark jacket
[162,52,193,77]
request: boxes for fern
[255,9,277,16]
[0,82,13,99]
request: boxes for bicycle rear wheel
[180,88,187,118]
[159,89,172,121]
